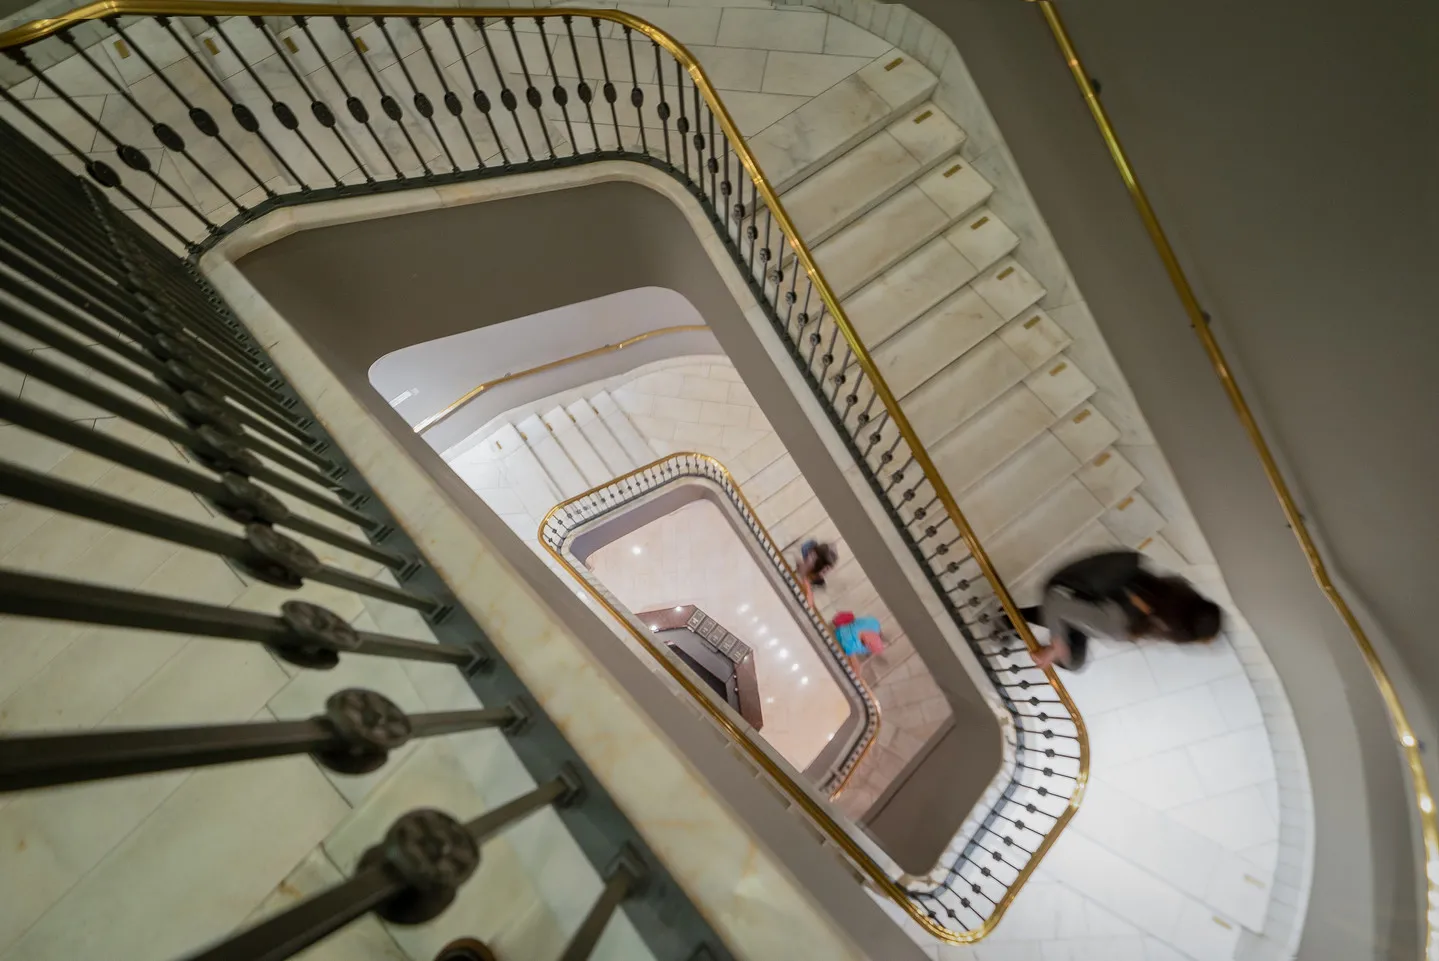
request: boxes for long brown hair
[1128,574,1223,642]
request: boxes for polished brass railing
[0,3,1085,941]
[1033,4,1436,955]
[538,451,881,798]
[414,324,708,435]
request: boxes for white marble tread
[810,183,954,299]
[776,101,965,245]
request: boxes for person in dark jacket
[796,539,838,608]
[1013,549,1222,670]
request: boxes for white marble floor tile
[720,89,812,136]
[6,753,347,961]
[716,7,827,53]
[762,50,872,97]
[823,15,893,58]
[687,44,768,92]
[1102,748,1211,812]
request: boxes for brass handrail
[537,451,882,798]
[412,324,709,435]
[0,4,1086,941]
[1033,3,1436,954]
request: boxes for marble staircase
[743,47,1171,611]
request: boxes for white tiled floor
[587,499,853,770]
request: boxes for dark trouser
[1016,605,1089,670]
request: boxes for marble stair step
[776,102,965,247]
[929,384,1059,496]
[517,413,588,500]
[1008,520,1121,604]
[956,432,1081,541]
[566,399,633,476]
[901,335,1032,447]
[843,235,979,347]
[749,49,937,193]
[589,390,656,466]
[870,286,1010,399]
[987,476,1106,584]
[541,406,610,488]
[810,184,954,300]
[1075,447,1145,510]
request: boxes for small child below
[833,610,885,674]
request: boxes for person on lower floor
[1013,549,1222,671]
[795,539,838,608]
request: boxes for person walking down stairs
[795,539,839,608]
[1012,549,1222,670]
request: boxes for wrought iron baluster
[0,689,521,792]
[561,16,599,152]
[110,17,274,201]
[620,27,646,154]
[339,16,431,175]
[377,17,458,173]
[503,17,553,159]
[478,16,531,162]
[444,16,507,167]
[535,19,576,155]
[590,18,621,151]
[652,42,670,164]
[296,15,402,179]
[209,15,342,188]
[252,16,368,185]
[412,16,483,168]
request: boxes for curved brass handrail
[1033,3,1436,954]
[413,324,709,436]
[537,450,882,797]
[0,3,1086,941]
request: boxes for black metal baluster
[706,105,718,209]
[253,16,368,186]
[342,17,432,176]
[0,393,395,568]
[446,17,506,167]
[58,29,249,217]
[156,16,309,199]
[412,16,483,168]
[535,19,577,155]
[0,689,521,792]
[590,18,622,150]
[297,15,402,180]
[675,60,690,179]
[0,246,325,460]
[478,16,532,162]
[0,298,344,492]
[0,84,190,248]
[0,335,366,526]
[558,849,646,961]
[621,27,646,154]
[10,45,216,238]
[111,17,275,201]
[0,460,440,612]
[652,42,670,165]
[503,17,554,159]
[561,16,599,153]
[210,16,342,188]
[377,17,458,173]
